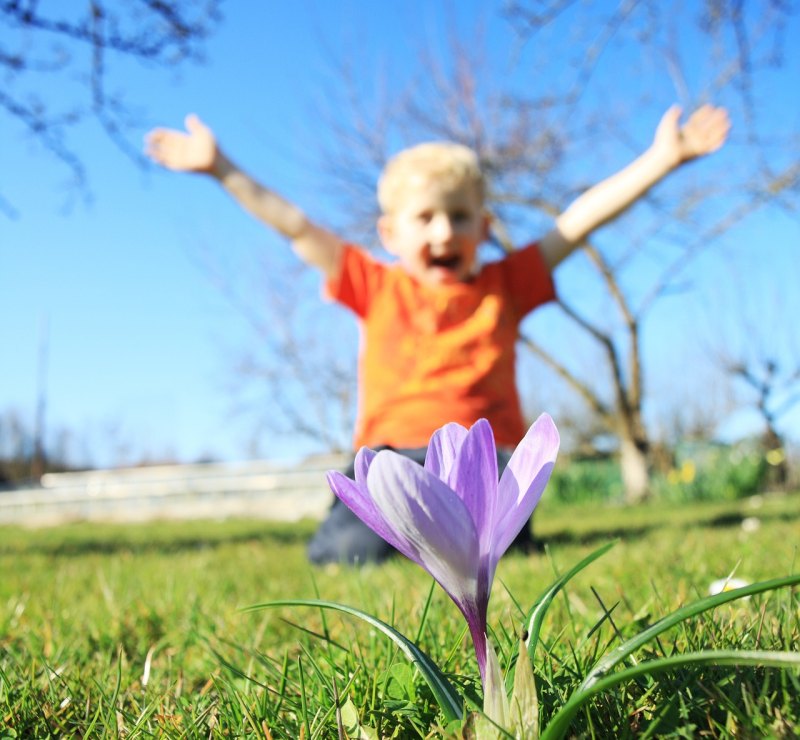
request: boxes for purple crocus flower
[326,414,559,683]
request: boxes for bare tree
[0,406,78,483]
[285,2,797,503]
[1,0,222,216]
[706,255,800,489]
[213,4,797,500]
[728,360,799,487]
[197,246,357,455]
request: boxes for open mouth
[429,255,461,270]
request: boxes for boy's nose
[430,214,454,242]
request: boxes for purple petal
[353,446,377,485]
[448,419,498,553]
[493,462,555,560]
[493,414,559,558]
[368,451,480,604]
[424,422,468,481]
[326,470,417,562]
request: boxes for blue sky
[2,1,798,467]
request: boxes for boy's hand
[542,103,730,268]
[145,114,218,173]
[653,104,731,166]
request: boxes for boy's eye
[451,210,469,222]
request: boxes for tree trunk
[763,426,789,490]
[620,436,650,504]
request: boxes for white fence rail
[0,455,349,527]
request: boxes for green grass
[1,493,798,737]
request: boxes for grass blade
[244,598,464,722]
[414,579,437,645]
[524,541,617,659]
[541,650,800,740]
[579,573,800,692]
[538,573,800,740]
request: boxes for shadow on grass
[2,497,797,559]
[539,498,799,548]
[540,524,655,548]
[0,520,316,558]
[706,508,799,528]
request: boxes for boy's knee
[308,499,394,565]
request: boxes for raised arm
[538,104,731,270]
[145,115,343,279]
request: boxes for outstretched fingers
[681,104,731,158]
[144,114,216,172]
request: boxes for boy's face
[378,178,489,286]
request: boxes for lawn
[1,493,798,737]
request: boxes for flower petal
[425,422,468,482]
[493,414,559,558]
[448,419,498,554]
[353,446,377,486]
[326,471,416,561]
[368,451,480,604]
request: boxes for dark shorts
[307,446,535,565]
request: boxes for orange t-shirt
[326,243,556,449]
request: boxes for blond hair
[377,141,486,214]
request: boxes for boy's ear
[377,214,397,254]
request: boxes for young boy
[146,104,729,563]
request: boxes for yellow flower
[766,448,785,466]
[680,460,696,484]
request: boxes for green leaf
[509,639,538,739]
[243,598,463,722]
[482,640,509,730]
[340,697,379,740]
[383,663,417,701]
